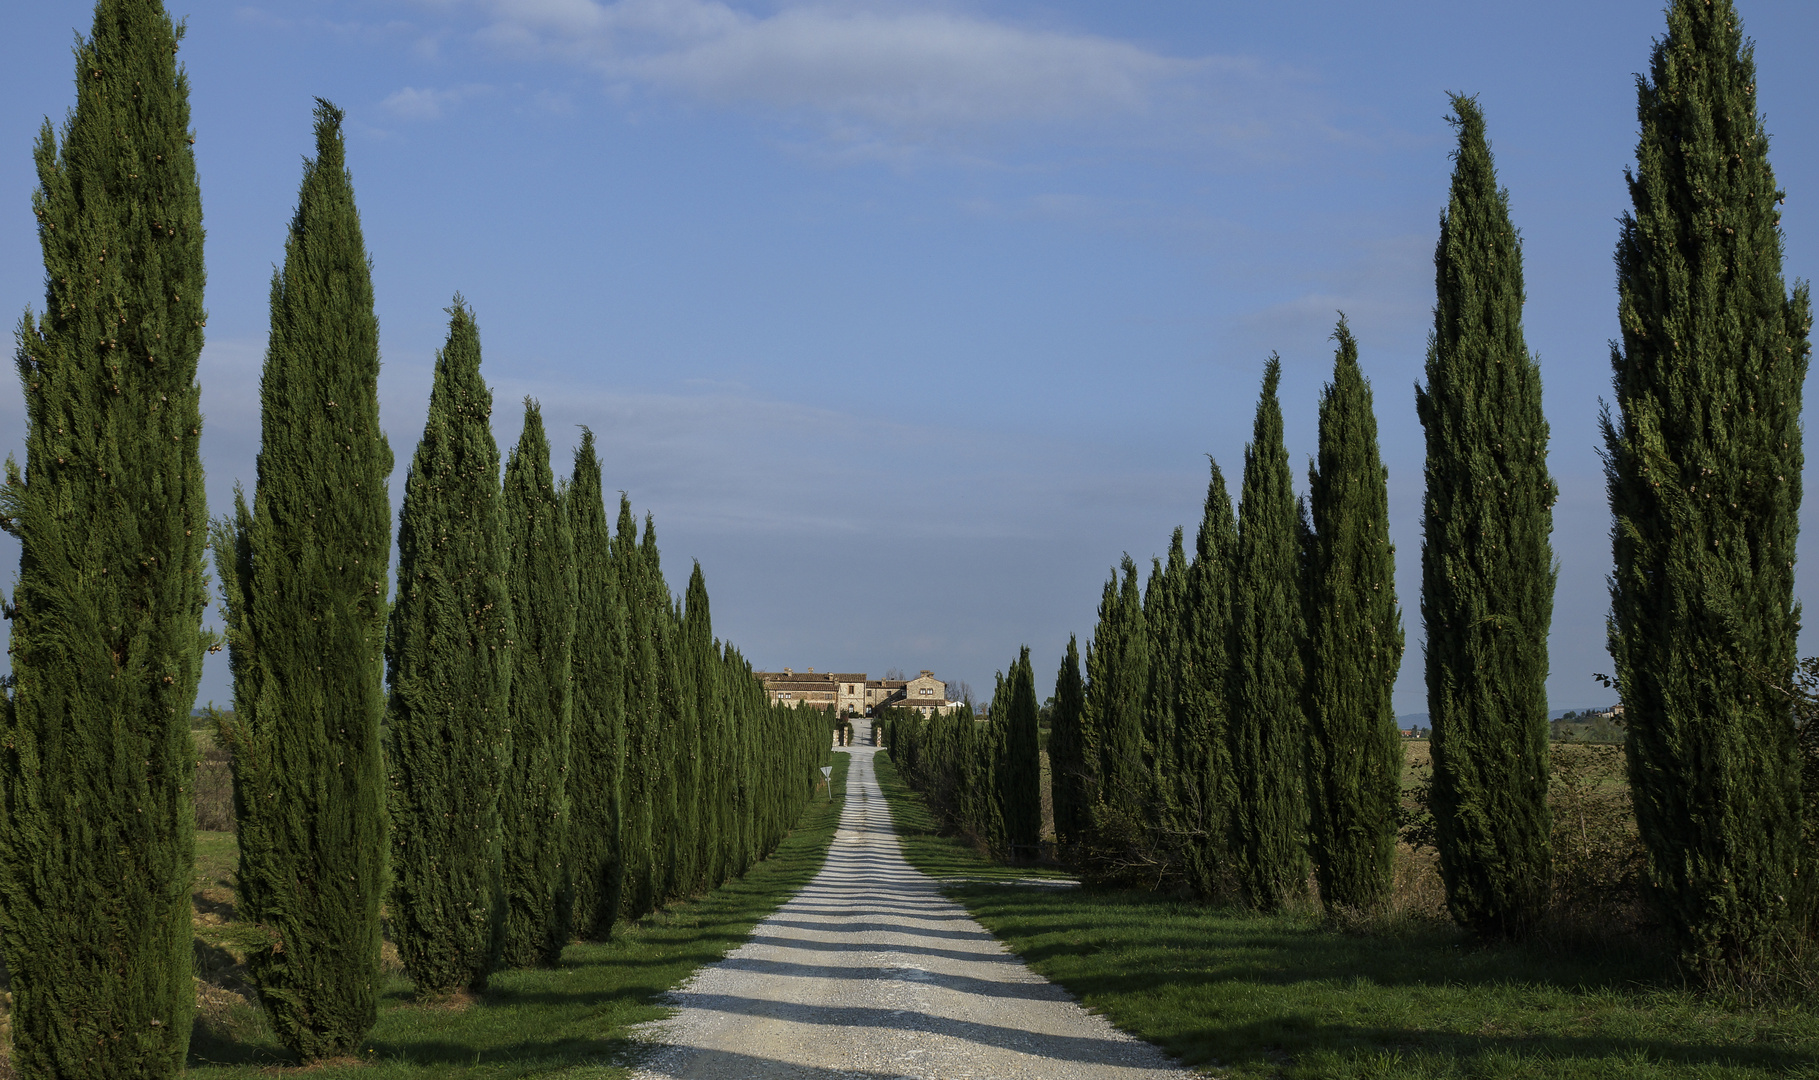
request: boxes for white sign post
[820,765,833,800]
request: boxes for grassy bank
[873,751,1819,1080]
[179,751,851,1078]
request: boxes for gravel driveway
[627,744,1197,1079]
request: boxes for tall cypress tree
[1417,96,1556,937]
[1180,460,1237,899]
[1048,636,1089,848]
[568,429,627,940]
[1606,0,1809,975]
[614,498,661,919]
[1089,558,1150,827]
[1144,532,1189,850]
[1230,355,1309,910]
[385,300,512,994]
[1078,557,1150,878]
[498,400,576,967]
[0,2,206,1071]
[682,563,722,890]
[1002,646,1042,858]
[1306,318,1404,913]
[211,101,390,1058]
[640,516,690,902]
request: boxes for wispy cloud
[381,82,493,120]
[409,0,1351,160]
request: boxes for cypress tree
[385,299,512,994]
[0,2,206,1071]
[498,400,576,967]
[1417,95,1557,937]
[1104,558,1150,815]
[682,563,722,890]
[568,429,627,940]
[615,499,662,919]
[1180,460,1237,899]
[640,516,690,902]
[1003,646,1043,858]
[1230,355,1309,910]
[1144,533,1190,858]
[211,101,390,1057]
[1306,317,1404,913]
[1048,636,1089,848]
[1082,557,1149,870]
[1606,0,1809,975]
[722,642,755,877]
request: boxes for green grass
[186,752,851,1078]
[873,750,1819,1080]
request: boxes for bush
[193,710,237,833]
[1399,742,1650,940]
[1547,744,1649,936]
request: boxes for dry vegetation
[1395,739,1652,943]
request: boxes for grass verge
[871,751,1070,884]
[186,751,851,1078]
[873,750,1819,1080]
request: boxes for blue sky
[3,0,1817,713]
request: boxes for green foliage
[1179,461,1238,898]
[1230,355,1309,910]
[498,400,577,968]
[681,564,722,894]
[636,517,690,904]
[596,509,821,922]
[1056,466,1245,895]
[613,498,662,920]
[1418,94,1557,938]
[883,696,1018,856]
[1080,557,1152,882]
[1305,317,1404,913]
[1605,0,1811,980]
[385,300,513,994]
[1047,637,1090,848]
[0,1,207,1072]
[1142,533,1189,853]
[646,531,698,902]
[566,430,626,941]
[1002,647,1043,856]
[210,101,390,1058]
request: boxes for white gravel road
[626,742,1197,1080]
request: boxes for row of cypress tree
[0,6,833,1072]
[1039,326,1405,912]
[882,647,1041,860]
[216,112,833,1057]
[940,0,1814,988]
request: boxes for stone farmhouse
[754,668,958,718]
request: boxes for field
[874,749,1819,1079]
[4,750,852,1078]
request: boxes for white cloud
[380,82,492,120]
[445,0,1311,156]
[611,6,1188,126]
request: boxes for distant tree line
[882,648,1041,861]
[0,5,831,1074]
[885,0,1812,991]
